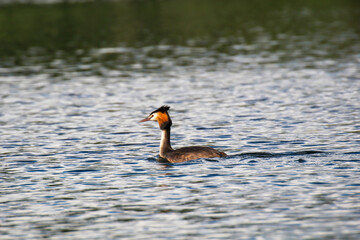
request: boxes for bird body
[140,106,226,163]
[162,146,226,163]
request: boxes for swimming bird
[140,106,227,163]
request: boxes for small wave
[230,150,326,159]
[15,160,37,164]
[64,169,100,174]
[344,151,360,155]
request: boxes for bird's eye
[150,114,154,119]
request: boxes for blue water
[1,1,360,239]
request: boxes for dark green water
[1,0,359,66]
[1,1,360,239]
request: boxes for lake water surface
[1,1,360,239]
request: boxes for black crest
[151,105,170,114]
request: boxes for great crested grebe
[140,106,227,163]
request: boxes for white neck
[160,128,173,157]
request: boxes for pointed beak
[139,116,151,123]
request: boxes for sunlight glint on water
[1,1,360,239]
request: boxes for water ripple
[0,2,359,239]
